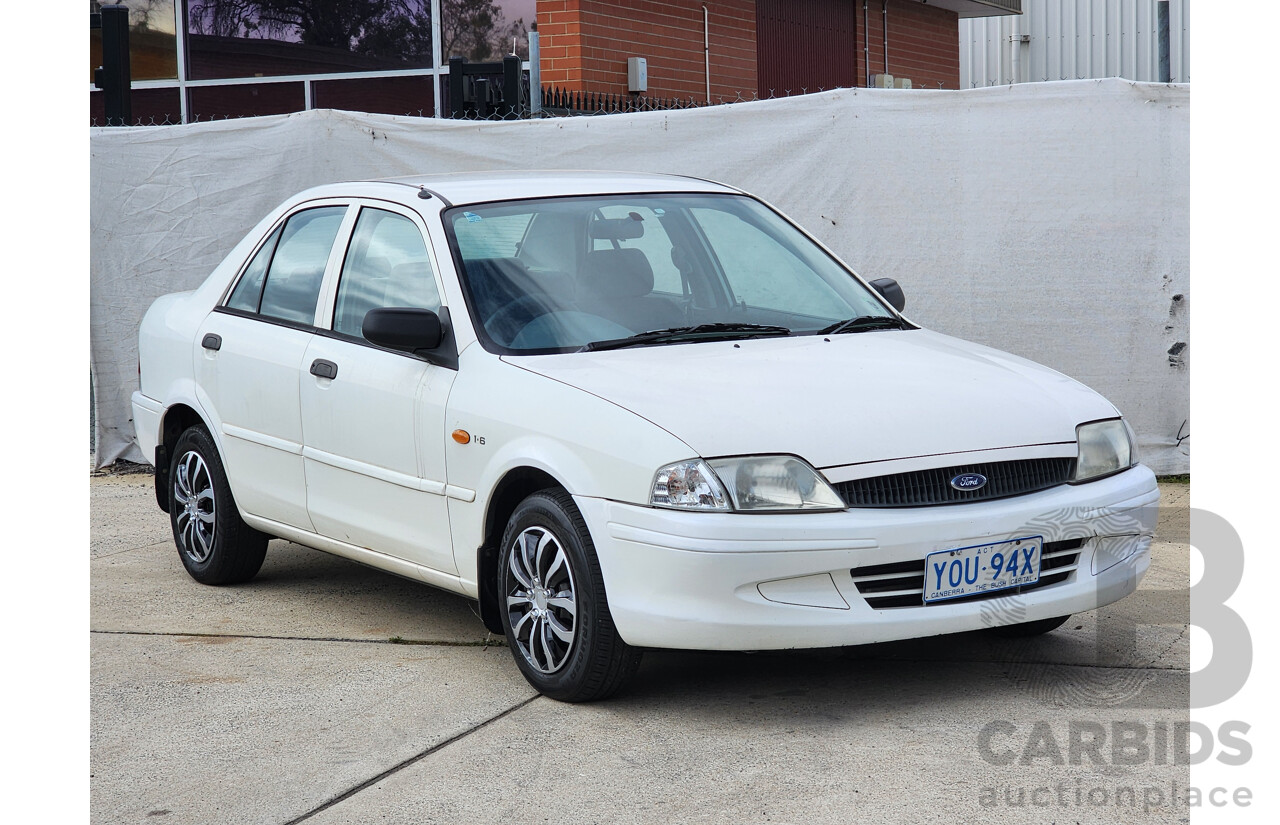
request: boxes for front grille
[850,538,1085,609]
[834,457,1074,508]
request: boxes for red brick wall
[860,0,960,90]
[538,0,757,101]
[537,0,586,88]
[538,0,960,99]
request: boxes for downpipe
[863,1,869,86]
[882,1,889,77]
[703,5,710,102]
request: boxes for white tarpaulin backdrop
[90,78,1189,473]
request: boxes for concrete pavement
[91,473,1190,824]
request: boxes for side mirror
[363,307,445,352]
[869,277,906,312]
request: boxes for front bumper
[574,464,1159,650]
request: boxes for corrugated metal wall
[960,0,1189,87]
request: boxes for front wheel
[498,489,641,701]
[169,426,268,585]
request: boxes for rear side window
[332,209,441,339]
[247,206,346,325]
[226,226,281,312]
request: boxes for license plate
[922,536,1042,603]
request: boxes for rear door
[299,202,458,574]
[195,202,352,530]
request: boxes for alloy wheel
[504,526,578,673]
[173,449,217,564]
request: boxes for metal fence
[90,109,437,127]
[539,87,724,117]
[91,84,903,127]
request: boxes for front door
[299,204,457,574]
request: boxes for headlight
[651,455,844,512]
[1073,419,1134,482]
[650,459,730,510]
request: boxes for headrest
[583,248,654,298]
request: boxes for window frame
[216,199,355,331]
[322,200,450,346]
[223,223,283,315]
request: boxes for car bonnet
[500,329,1117,470]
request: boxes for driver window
[333,208,441,339]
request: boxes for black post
[502,54,522,119]
[94,4,132,126]
[448,56,466,118]
[1157,1,1171,83]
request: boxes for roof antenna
[417,186,432,199]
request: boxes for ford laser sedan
[133,171,1159,701]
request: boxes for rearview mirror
[869,278,906,312]
[363,307,445,352]
[588,216,644,240]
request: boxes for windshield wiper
[582,323,792,352]
[817,315,909,335]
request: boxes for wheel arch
[155,402,214,513]
[476,466,567,635]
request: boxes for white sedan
[133,171,1159,701]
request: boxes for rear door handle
[201,333,222,351]
[310,358,338,380]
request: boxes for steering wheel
[484,294,557,345]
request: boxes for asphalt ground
[91,472,1190,824]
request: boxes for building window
[183,0,436,80]
[311,75,436,118]
[188,81,306,119]
[89,0,179,81]
[441,0,532,62]
[86,1,550,124]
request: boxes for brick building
[536,0,1021,100]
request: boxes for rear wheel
[498,489,641,701]
[990,615,1071,638]
[169,426,267,585]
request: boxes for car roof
[304,170,742,208]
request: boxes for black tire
[498,489,642,701]
[990,614,1071,638]
[168,426,268,585]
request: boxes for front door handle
[201,333,222,351]
[309,358,338,380]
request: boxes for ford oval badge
[950,473,988,491]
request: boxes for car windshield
[445,193,899,354]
